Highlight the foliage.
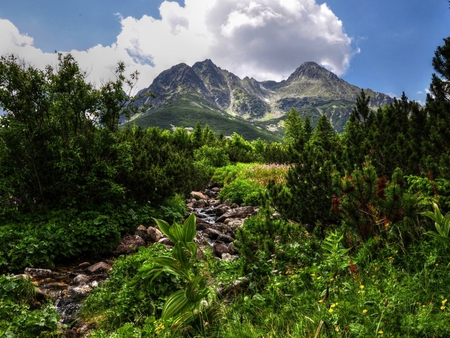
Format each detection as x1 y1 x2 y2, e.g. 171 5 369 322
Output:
81 244 176 332
140 214 212 333
422 202 450 247
0 274 61 337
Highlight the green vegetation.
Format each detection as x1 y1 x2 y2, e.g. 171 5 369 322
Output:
2 26 450 338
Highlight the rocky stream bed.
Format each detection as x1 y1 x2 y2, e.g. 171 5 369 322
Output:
16 186 257 337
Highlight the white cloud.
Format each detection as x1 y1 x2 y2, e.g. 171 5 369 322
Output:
0 0 357 92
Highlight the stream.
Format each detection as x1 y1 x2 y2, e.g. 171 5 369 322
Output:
24 187 254 336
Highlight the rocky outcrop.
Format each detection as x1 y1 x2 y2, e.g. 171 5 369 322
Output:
187 188 258 258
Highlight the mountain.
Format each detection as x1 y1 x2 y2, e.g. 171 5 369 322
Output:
124 60 394 140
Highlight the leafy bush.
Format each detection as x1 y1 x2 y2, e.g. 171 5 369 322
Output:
0 274 61 337
218 179 263 206
81 244 176 332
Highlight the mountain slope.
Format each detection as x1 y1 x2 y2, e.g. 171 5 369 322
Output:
126 60 394 138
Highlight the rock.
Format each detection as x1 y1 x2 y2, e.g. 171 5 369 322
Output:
216 206 255 223
212 187 221 193
78 262 91 268
113 234 146 255
148 227 163 243
191 191 208 200
196 219 210 230
214 242 229 257
86 262 111 274
158 237 174 246
213 205 229 217
72 274 90 285
24 268 53 279
221 253 234 261
218 233 235 243
135 225 149 242
203 228 223 239
192 199 208 208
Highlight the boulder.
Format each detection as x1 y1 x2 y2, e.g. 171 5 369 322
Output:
196 219 210 231
148 227 163 243
192 199 208 208
24 268 53 279
214 242 229 257
191 191 208 200
86 262 111 274
203 228 223 239
158 237 174 246
113 234 146 255
135 225 149 242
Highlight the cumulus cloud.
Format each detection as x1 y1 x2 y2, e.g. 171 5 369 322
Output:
0 0 357 92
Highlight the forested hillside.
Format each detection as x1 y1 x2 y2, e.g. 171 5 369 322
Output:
1 28 450 337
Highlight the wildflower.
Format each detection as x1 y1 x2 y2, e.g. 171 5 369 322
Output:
362 309 368 314
311 273 316 277
335 326 340 332
318 299 323 303
328 308 333 313
331 303 337 308
359 285 365 289
378 330 384 335
441 306 446 310
442 299 448 305
317 276 322 280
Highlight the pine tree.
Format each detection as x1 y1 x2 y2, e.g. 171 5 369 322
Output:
425 37 450 177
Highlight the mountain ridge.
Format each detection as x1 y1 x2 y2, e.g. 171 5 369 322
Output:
128 60 394 138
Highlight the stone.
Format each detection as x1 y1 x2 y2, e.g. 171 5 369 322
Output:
192 199 207 208
113 234 146 255
196 219 210 230
148 227 163 243
78 262 91 268
158 237 174 246
203 228 223 239
191 191 208 200
218 233 235 243
86 262 111 274
214 242 229 257
72 274 90 285
24 268 53 279
135 225 149 242
213 205 229 217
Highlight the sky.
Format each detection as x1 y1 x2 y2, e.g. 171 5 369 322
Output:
0 0 449 104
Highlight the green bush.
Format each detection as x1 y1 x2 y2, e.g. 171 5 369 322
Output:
82 244 176 332
0 274 61 337
218 179 263 206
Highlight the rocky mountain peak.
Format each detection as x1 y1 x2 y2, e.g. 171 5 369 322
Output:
287 61 340 83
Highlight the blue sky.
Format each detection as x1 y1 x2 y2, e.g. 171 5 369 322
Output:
0 0 449 104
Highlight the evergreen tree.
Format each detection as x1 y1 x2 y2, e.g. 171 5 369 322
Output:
425 37 450 177
269 115 341 230
343 90 373 169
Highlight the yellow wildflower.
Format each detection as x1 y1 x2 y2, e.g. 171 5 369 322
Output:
378 330 384 335
328 308 333 313
441 305 446 310
362 309 368 314
442 299 448 304
359 284 365 289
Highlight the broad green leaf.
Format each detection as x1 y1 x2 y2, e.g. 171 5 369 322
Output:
172 242 190 272
162 289 191 321
182 213 197 243
170 223 184 243
153 218 176 243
